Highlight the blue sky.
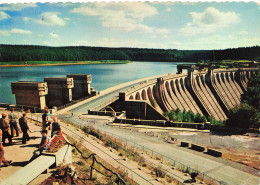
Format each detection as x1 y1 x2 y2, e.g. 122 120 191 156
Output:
0 2 259 49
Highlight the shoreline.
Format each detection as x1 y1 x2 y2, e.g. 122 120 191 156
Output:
0 61 131 68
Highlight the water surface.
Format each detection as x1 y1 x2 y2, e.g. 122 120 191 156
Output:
0 61 189 104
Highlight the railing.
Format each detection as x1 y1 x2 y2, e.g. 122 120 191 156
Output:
79 118 224 185
114 118 208 130
124 73 189 96
27 114 153 185
57 94 96 110
90 96 119 111
27 113 223 184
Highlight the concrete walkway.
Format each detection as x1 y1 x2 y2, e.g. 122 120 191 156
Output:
0 111 43 183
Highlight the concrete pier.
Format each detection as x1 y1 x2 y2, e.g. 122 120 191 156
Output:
44 77 74 108
11 81 48 109
67 74 92 100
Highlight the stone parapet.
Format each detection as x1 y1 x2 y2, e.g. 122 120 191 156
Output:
11 81 48 109
44 77 74 89
67 74 92 100
44 77 74 108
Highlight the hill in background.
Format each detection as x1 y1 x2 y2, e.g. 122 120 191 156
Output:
0 44 259 63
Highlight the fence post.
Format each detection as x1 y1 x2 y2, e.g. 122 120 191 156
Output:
90 155 95 180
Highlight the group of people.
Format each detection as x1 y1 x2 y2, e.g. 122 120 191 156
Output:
0 106 62 169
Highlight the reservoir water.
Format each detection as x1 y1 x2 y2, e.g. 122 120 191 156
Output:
0 61 188 104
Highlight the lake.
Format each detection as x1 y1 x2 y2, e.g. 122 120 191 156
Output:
0 61 189 104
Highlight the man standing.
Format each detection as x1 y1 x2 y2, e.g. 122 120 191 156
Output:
0 130 12 169
8 108 19 137
0 114 12 145
42 109 51 130
51 117 61 138
19 113 30 144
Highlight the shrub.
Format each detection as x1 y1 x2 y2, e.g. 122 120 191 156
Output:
164 109 207 123
225 103 260 129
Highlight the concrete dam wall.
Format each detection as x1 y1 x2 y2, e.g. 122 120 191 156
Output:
116 67 258 121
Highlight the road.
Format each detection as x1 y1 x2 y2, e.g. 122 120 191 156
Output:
56 75 259 185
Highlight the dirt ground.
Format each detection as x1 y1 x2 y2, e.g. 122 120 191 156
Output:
117 125 259 170
162 130 259 170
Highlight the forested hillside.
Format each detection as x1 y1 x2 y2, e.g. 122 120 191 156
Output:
0 44 259 63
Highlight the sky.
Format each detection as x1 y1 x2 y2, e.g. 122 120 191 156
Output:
0 1 259 50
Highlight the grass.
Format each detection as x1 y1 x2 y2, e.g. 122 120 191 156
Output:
83 125 146 165
0 60 132 66
65 135 138 185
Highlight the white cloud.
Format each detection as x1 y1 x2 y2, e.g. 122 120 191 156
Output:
24 12 66 26
0 3 36 11
0 11 10 21
74 38 167 49
170 34 260 50
237 37 260 47
71 2 169 35
10 28 32 35
0 28 32 36
42 41 51 45
49 32 59 38
166 7 171 12
180 7 240 35
239 31 248 35
23 17 30 22
40 12 66 26
0 30 10 36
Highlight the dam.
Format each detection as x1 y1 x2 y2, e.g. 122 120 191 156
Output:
112 66 258 121
8 65 258 122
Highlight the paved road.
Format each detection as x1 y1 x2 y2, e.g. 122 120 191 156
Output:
55 75 259 185
63 118 259 185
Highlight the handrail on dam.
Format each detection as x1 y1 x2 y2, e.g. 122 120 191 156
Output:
124 73 189 95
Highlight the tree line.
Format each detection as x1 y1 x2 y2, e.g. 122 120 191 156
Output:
0 44 259 63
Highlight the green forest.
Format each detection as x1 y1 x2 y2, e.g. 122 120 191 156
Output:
0 44 259 63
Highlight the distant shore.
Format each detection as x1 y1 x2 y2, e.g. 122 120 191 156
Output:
0 60 131 67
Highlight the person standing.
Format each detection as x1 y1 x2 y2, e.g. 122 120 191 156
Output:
19 113 30 144
8 108 19 137
0 114 12 145
42 109 51 130
0 130 12 169
51 117 61 138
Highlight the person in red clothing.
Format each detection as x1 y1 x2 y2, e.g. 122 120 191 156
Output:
0 129 12 169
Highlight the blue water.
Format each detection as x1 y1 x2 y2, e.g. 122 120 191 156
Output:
0 61 188 104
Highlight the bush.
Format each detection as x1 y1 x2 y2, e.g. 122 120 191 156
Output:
225 103 260 129
164 109 207 123
241 73 260 110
